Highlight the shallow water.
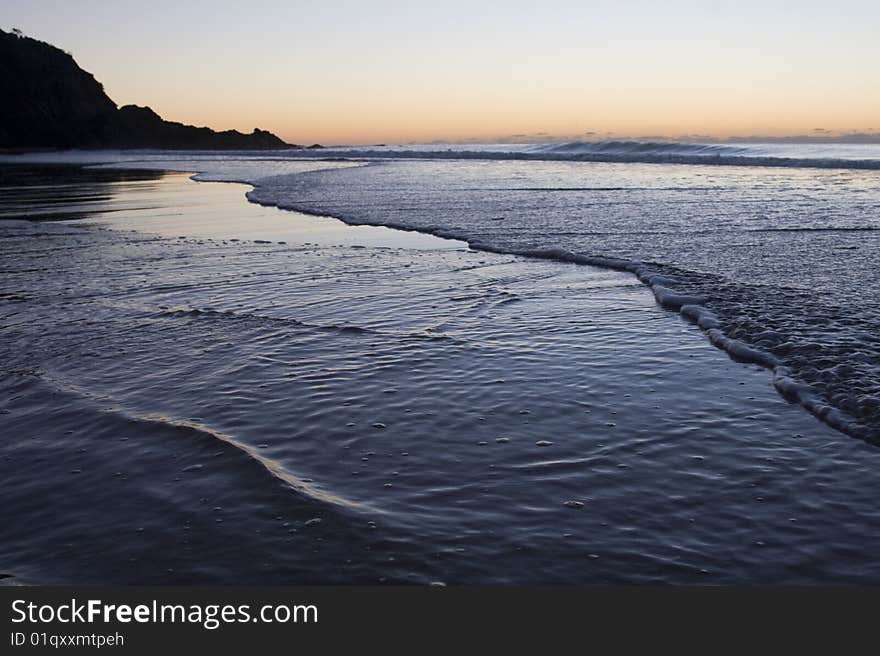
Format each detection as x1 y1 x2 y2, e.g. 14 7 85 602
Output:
8 149 874 440
247 160 880 442
3 168 880 584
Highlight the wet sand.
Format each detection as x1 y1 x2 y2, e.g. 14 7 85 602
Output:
2 168 879 584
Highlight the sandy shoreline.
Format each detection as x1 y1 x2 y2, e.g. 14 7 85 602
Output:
2 167 879 584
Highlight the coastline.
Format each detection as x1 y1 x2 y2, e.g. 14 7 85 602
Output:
3 166 879 584
5 149 875 444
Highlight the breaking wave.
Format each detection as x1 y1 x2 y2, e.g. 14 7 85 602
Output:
296 140 880 171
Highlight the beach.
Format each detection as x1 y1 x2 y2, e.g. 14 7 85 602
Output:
2 164 879 584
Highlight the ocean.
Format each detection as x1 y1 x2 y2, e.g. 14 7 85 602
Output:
1 141 879 583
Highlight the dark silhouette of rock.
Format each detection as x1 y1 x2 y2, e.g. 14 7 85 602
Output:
0 29 295 150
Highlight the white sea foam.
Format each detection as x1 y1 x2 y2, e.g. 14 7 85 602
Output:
240 158 880 442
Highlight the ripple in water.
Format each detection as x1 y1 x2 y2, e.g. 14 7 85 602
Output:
246 160 880 442
2 165 880 585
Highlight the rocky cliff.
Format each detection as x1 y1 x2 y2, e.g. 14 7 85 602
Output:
0 29 293 150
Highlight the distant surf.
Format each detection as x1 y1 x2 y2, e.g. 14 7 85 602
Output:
5 139 880 172
289 140 880 171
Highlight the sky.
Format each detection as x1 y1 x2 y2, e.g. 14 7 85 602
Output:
4 0 880 145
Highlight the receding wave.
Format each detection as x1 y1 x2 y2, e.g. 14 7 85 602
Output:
244 161 880 445
30 372 368 514
129 413 369 512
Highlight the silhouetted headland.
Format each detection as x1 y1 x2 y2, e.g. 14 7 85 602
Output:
0 28 297 151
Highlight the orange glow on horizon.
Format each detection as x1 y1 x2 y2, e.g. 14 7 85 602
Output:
6 1 880 146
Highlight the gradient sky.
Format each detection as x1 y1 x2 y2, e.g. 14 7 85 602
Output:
5 1 880 144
